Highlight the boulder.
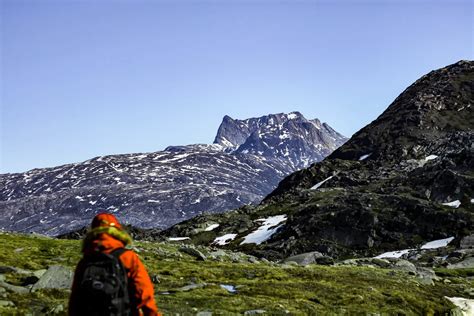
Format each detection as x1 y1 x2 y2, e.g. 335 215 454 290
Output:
33 269 47 279
390 259 417 274
244 310 266 315
209 250 227 260
370 258 392 268
447 257 474 269
445 297 474 316
460 235 474 249
49 304 65 314
179 247 207 261
229 253 245 263
175 283 207 292
337 258 391 269
282 252 327 266
415 267 438 286
0 300 15 307
0 281 29 294
31 265 73 291
0 287 6 298
0 266 16 274
0 266 31 275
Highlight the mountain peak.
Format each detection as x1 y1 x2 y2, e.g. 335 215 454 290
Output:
328 60 474 162
213 112 347 170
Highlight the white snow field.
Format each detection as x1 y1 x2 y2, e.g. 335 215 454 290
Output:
240 215 287 245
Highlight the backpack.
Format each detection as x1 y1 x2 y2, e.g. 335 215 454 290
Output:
77 248 131 316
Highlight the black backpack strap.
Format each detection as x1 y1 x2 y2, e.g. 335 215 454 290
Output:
110 247 128 259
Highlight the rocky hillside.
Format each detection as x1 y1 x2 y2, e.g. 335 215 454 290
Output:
0 232 473 315
161 60 474 261
0 113 346 235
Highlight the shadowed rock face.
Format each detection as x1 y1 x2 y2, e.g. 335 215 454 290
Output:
160 60 474 260
0 112 346 236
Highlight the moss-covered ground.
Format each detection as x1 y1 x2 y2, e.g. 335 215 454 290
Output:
0 232 472 315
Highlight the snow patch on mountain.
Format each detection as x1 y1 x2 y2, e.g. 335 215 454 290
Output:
311 175 335 190
240 215 287 245
421 237 454 249
442 200 461 208
213 234 238 246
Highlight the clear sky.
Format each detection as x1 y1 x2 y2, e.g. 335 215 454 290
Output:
1 0 472 173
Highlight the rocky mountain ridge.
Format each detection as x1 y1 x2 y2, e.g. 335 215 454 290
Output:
0 112 346 235
160 60 474 261
214 112 346 169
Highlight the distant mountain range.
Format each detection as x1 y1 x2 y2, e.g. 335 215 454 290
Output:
161 60 474 260
0 112 347 235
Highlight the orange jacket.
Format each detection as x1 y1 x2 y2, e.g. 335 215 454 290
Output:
69 232 160 316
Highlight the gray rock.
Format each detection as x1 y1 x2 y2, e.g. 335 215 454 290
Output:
210 250 227 257
315 256 335 265
33 269 47 279
0 266 31 275
460 235 474 249
463 288 474 296
31 265 73 291
337 258 391 269
50 304 64 314
179 247 207 261
0 300 15 307
175 283 207 292
416 267 438 286
150 274 160 284
0 281 29 294
196 312 213 316
339 259 359 266
445 297 474 316
0 287 6 298
0 267 16 274
370 258 392 268
229 253 246 263
282 251 325 266
209 250 227 261
391 259 417 274
244 310 266 315
448 257 474 269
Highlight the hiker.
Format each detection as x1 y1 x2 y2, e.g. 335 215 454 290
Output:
69 213 160 316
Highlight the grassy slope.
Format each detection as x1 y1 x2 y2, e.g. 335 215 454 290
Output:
0 232 472 315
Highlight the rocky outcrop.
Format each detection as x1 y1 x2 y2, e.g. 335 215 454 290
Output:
31 265 73 291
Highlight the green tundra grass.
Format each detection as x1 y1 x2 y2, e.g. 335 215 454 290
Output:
0 232 472 315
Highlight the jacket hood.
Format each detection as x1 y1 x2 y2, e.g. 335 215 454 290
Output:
82 226 133 253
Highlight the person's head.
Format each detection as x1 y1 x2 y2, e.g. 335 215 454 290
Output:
91 213 123 230
83 213 132 251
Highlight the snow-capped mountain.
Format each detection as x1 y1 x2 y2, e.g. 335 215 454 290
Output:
214 112 347 169
0 112 346 235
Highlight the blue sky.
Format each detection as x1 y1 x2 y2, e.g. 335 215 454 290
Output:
1 0 472 173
